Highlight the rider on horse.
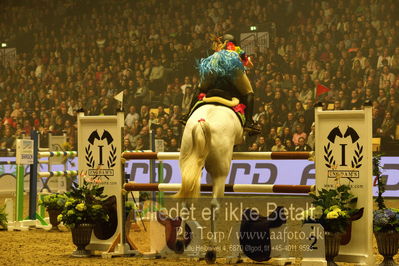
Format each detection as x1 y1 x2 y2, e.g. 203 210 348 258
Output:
180 34 261 134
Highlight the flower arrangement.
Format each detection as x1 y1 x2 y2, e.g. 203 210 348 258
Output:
373 153 399 232
39 193 66 211
373 208 399 232
58 179 109 228
0 205 7 230
301 185 360 233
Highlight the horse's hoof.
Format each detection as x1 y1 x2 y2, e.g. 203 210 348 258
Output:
174 239 185 254
205 249 217 264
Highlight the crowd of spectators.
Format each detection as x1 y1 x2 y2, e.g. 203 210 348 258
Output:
1 0 399 153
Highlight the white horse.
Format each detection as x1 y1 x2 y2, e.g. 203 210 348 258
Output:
173 103 244 263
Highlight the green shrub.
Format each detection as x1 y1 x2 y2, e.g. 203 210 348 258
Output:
0 205 8 230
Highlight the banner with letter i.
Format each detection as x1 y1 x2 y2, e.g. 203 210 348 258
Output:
315 104 373 265
77 111 132 255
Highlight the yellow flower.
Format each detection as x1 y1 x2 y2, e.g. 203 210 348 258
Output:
326 211 339 219
75 203 86 211
331 206 341 212
67 210 75 216
92 205 102 210
313 206 324 219
307 208 316 219
65 201 72 207
57 214 63 222
329 205 340 211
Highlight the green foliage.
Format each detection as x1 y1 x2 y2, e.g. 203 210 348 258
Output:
0 205 7 230
125 201 136 212
0 165 5 175
38 193 67 211
58 180 109 228
373 153 386 210
302 185 360 233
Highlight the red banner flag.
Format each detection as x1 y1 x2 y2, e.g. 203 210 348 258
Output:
316 83 330 97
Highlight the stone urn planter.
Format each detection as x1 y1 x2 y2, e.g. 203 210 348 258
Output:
325 231 342 266
71 223 94 257
340 208 364 245
375 231 399 266
47 209 62 231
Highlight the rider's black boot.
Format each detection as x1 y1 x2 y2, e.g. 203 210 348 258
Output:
243 93 261 135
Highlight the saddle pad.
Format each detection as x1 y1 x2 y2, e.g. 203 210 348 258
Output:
188 95 246 126
202 96 239 107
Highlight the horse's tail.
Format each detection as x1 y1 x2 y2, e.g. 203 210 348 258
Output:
174 119 210 199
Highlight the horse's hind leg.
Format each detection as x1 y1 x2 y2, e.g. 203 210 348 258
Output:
175 201 188 254
205 157 231 264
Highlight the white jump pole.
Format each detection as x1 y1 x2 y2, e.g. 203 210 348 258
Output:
124 182 315 194
37 170 78 178
37 151 78 158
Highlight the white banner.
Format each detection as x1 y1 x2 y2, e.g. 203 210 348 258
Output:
16 139 33 165
315 106 373 264
78 112 124 252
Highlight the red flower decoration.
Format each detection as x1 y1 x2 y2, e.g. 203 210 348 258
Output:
233 103 247 114
226 42 236 51
198 93 206 100
373 176 378 187
241 54 249 66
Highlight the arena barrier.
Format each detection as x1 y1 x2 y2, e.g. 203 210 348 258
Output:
77 105 373 264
